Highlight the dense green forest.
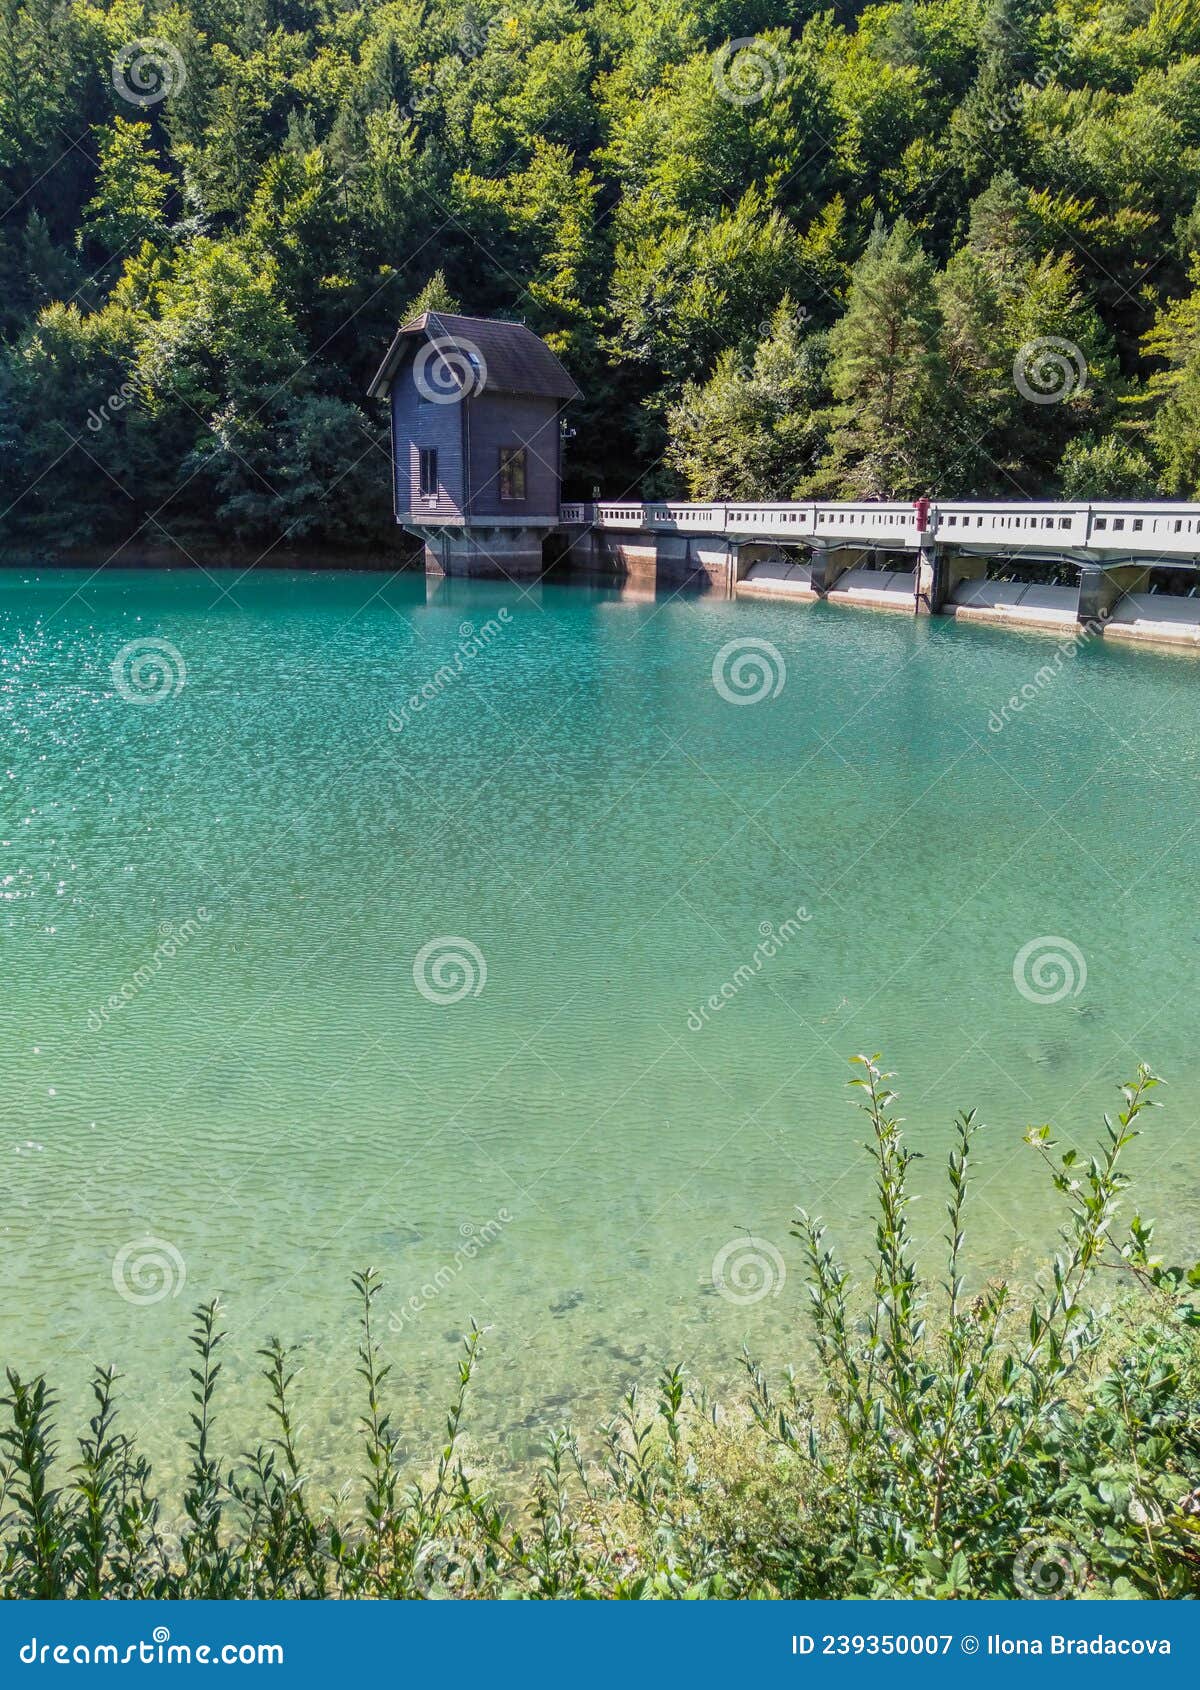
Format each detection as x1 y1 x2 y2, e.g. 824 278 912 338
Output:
2 0 1200 554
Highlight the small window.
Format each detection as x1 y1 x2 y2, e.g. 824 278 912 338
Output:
1113 518 1125 531
1132 518 1143 532
1094 517 1107 531
418 448 438 497
499 446 527 500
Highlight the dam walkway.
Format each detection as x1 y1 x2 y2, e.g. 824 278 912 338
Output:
557 498 1200 648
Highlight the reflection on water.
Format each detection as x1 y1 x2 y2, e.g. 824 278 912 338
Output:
2 566 1199 1484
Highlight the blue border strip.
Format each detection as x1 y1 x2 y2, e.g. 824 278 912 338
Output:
1 1600 1194 1686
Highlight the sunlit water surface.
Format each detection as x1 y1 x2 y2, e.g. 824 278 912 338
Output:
3 567 1199 1486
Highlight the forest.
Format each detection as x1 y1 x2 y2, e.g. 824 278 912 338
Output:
2 0 1200 554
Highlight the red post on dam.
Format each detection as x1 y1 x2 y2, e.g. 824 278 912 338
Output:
913 498 936 613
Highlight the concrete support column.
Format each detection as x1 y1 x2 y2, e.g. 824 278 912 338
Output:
560 526 607 573
914 549 987 614
1076 564 1151 626
810 546 860 595
648 534 736 594
940 552 986 603
413 526 550 579
913 544 939 615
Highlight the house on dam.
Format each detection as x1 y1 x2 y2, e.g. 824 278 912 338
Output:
369 312 1200 650
367 311 580 578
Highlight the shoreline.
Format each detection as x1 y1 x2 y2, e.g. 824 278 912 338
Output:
0 542 420 573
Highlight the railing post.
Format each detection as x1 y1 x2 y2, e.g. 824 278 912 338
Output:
913 499 939 614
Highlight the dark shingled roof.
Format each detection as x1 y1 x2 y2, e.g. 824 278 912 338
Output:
366 312 580 402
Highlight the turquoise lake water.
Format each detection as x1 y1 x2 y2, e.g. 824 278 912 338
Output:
3 566 1200 1481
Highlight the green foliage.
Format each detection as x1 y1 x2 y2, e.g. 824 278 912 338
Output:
826 217 946 496
1143 258 1200 495
3 0 1200 544
747 1059 1200 1597
82 119 173 256
1059 432 1157 498
2 1062 1198 1599
666 302 830 497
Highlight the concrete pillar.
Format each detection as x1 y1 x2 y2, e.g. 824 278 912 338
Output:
810 546 861 595
912 545 987 615
913 544 938 615
414 526 550 579
641 533 735 593
941 553 986 601
1076 564 1151 626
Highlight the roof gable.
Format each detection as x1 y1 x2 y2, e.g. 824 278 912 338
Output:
367 312 580 403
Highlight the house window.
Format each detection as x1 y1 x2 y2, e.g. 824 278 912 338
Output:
499 446 527 500
418 448 438 497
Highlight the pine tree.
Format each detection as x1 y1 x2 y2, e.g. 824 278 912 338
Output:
826 219 946 498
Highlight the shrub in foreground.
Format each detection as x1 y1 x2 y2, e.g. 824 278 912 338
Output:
2 1062 1199 1598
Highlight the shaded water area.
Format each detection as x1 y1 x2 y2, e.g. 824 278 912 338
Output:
3 565 1200 1485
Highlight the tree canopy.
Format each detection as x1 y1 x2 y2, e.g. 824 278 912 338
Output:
2 0 1200 550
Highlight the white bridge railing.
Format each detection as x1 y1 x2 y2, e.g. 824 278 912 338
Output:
557 500 1200 562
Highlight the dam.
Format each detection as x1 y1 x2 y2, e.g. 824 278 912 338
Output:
557 498 1200 650
371 312 1200 651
